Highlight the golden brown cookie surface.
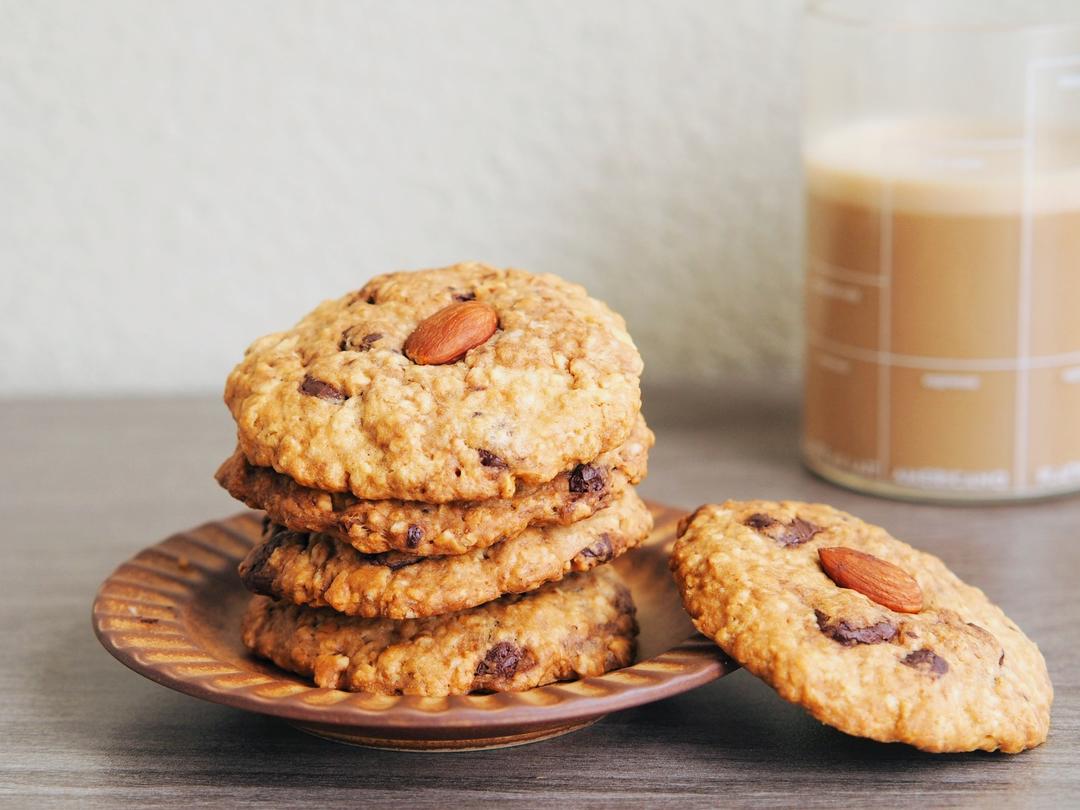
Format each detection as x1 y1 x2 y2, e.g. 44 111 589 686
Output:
241 566 637 696
671 500 1052 753
224 263 643 503
217 416 652 556
238 488 652 619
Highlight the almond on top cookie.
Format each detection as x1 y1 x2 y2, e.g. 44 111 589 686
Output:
224 263 643 503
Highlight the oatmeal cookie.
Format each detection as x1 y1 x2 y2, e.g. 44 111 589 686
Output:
671 500 1052 753
217 416 652 556
224 263 643 502
238 488 652 619
241 566 637 695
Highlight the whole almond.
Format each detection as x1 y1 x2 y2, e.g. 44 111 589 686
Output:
818 546 924 614
404 301 498 365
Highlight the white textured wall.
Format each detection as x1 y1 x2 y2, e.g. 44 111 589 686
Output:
2 0 802 396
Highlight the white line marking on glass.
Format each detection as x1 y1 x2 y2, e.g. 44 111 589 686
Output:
921 373 981 391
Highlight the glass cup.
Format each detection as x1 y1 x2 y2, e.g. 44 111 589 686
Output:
801 0 1080 502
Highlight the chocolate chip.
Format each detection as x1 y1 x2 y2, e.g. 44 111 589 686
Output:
453 291 476 302
475 641 534 680
239 528 303 595
298 375 347 403
569 464 605 494
406 524 424 548
577 533 614 564
745 513 822 547
744 513 776 531
478 449 507 468
778 517 822 546
365 551 422 571
901 648 949 676
340 330 383 352
815 610 898 646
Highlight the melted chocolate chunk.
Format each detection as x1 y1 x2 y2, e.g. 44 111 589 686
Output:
298 375 347 403
577 533 614 564
744 513 776 531
240 528 304 595
475 641 534 680
453 291 476 302
568 464 605 494
744 513 822 547
901 648 950 676
478 449 507 468
405 524 424 549
815 610 898 646
777 517 823 546
365 551 422 571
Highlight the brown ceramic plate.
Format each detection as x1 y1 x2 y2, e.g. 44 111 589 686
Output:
92 502 734 751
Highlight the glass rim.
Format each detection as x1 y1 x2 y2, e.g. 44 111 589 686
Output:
805 0 1080 35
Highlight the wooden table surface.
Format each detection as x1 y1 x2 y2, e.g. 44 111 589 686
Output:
2 390 1077 808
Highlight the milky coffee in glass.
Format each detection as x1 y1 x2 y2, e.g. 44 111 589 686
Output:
803 121 1080 500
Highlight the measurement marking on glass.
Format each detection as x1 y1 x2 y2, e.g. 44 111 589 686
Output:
808 258 886 287
1016 60 1036 489
810 277 862 304
878 179 893 477
921 373 981 391
807 333 1080 372
816 352 852 375
1012 54 1080 488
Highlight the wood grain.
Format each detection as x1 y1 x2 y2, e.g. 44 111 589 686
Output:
1 387 1077 807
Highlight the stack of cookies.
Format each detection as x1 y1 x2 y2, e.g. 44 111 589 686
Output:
216 263 653 696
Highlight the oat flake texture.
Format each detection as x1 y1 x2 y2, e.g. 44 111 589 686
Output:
216 415 653 557
671 500 1053 753
224 263 643 503
238 487 652 620
241 566 637 696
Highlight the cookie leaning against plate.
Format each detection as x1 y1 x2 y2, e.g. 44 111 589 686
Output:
217 415 653 557
241 566 637 696
224 263 643 503
239 487 653 619
671 501 1052 753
